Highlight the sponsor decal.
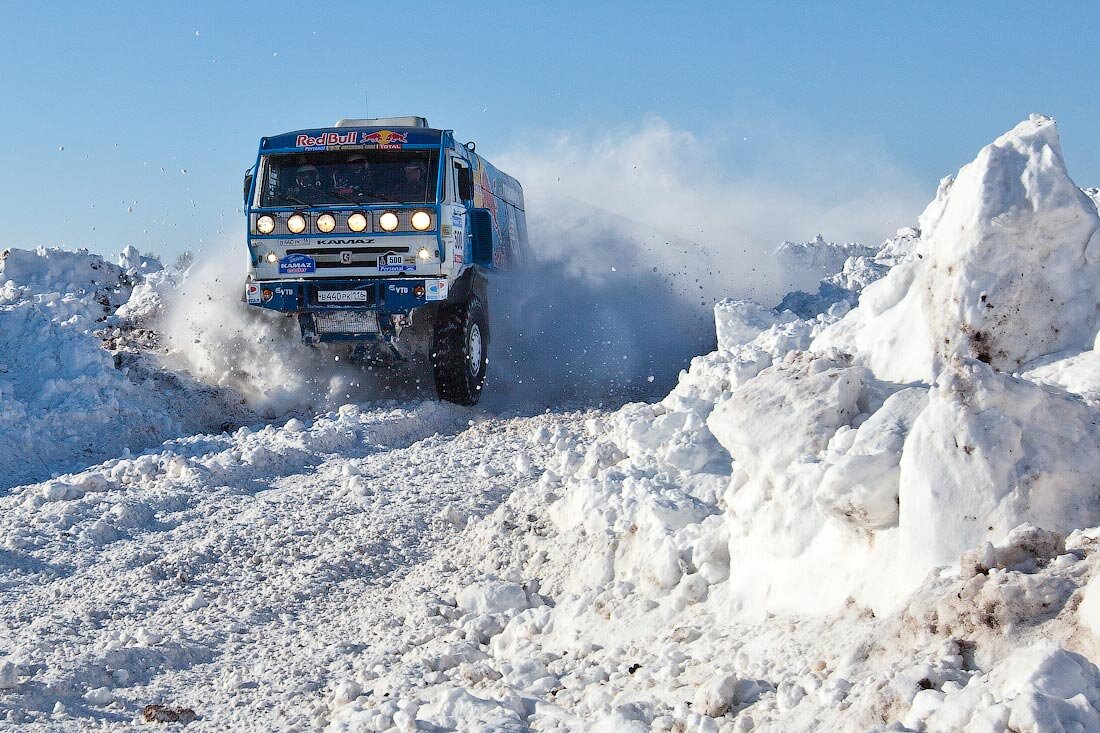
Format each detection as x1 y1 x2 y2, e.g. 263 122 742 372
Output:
441 224 452 237
278 253 316 275
245 283 261 304
295 131 359 148
451 213 463 226
387 284 409 294
377 252 415 273
261 288 274 302
454 253 464 264
425 279 448 302
360 130 408 149
340 251 353 265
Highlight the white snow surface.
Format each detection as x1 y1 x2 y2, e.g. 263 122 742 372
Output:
3 116 1100 732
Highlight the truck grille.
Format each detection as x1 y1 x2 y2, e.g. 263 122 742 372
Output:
314 311 379 334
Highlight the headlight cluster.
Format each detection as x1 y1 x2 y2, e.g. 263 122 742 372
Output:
254 210 435 234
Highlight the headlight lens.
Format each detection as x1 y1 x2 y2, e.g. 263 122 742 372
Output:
266 251 278 263
256 215 276 235
347 213 368 232
287 213 307 234
417 247 432 260
379 212 399 232
411 211 432 231
316 213 336 233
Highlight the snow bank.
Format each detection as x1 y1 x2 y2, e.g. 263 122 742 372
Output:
315 115 1100 731
0 246 253 490
774 234 879 290
815 114 1100 382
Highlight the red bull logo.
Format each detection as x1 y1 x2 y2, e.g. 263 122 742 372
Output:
295 131 359 148
360 130 408 149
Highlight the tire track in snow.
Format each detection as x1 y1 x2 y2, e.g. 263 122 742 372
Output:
0 401 593 730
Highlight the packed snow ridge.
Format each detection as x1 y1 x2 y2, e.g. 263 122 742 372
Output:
4 114 1100 732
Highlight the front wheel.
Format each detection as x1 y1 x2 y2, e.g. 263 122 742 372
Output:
431 296 488 405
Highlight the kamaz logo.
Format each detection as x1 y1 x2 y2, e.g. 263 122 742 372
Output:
317 238 374 245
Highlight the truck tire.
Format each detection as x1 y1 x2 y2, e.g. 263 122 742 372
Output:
431 296 488 405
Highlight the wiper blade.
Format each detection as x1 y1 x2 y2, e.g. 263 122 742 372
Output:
326 190 359 205
272 193 310 207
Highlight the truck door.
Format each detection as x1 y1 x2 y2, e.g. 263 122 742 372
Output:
444 156 472 268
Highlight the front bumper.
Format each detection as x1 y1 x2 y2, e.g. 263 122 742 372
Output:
244 277 449 343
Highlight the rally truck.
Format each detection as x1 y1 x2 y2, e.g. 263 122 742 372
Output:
241 116 528 405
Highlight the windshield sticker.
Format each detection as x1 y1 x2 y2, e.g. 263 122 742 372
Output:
377 253 415 273
279 254 316 274
360 130 408 149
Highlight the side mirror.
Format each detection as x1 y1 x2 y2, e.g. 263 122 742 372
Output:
243 171 254 205
457 167 473 201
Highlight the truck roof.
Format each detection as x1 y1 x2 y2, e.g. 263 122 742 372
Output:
261 125 446 153
335 116 429 128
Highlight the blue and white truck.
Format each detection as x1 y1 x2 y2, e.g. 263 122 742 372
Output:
242 116 528 405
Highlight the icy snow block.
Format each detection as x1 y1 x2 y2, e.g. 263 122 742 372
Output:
814 386 928 531
899 358 1100 576
456 580 528 616
708 351 866 476
713 299 796 353
815 115 1100 382
921 643 1100 733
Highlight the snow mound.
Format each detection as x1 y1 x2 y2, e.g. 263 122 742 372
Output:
816 114 1100 382
774 234 880 290
0 247 253 490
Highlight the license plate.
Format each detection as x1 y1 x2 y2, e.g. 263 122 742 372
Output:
317 290 369 303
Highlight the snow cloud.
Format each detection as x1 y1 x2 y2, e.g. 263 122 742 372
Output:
486 117 926 403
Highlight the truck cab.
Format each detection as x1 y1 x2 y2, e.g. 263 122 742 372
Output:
242 116 528 405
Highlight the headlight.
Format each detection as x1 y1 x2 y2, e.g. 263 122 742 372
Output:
256 215 275 235
411 211 432 231
378 212 399 232
347 213 368 232
417 247 432 260
316 213 336 233
266 251 278 263
287 213 307 234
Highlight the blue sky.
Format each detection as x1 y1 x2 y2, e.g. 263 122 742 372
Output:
2 1 1100 261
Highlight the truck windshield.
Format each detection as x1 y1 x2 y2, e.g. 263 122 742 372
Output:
258 150 439 207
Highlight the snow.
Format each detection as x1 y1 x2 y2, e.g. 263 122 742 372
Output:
814 114 1100 382
3 114 1100 731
